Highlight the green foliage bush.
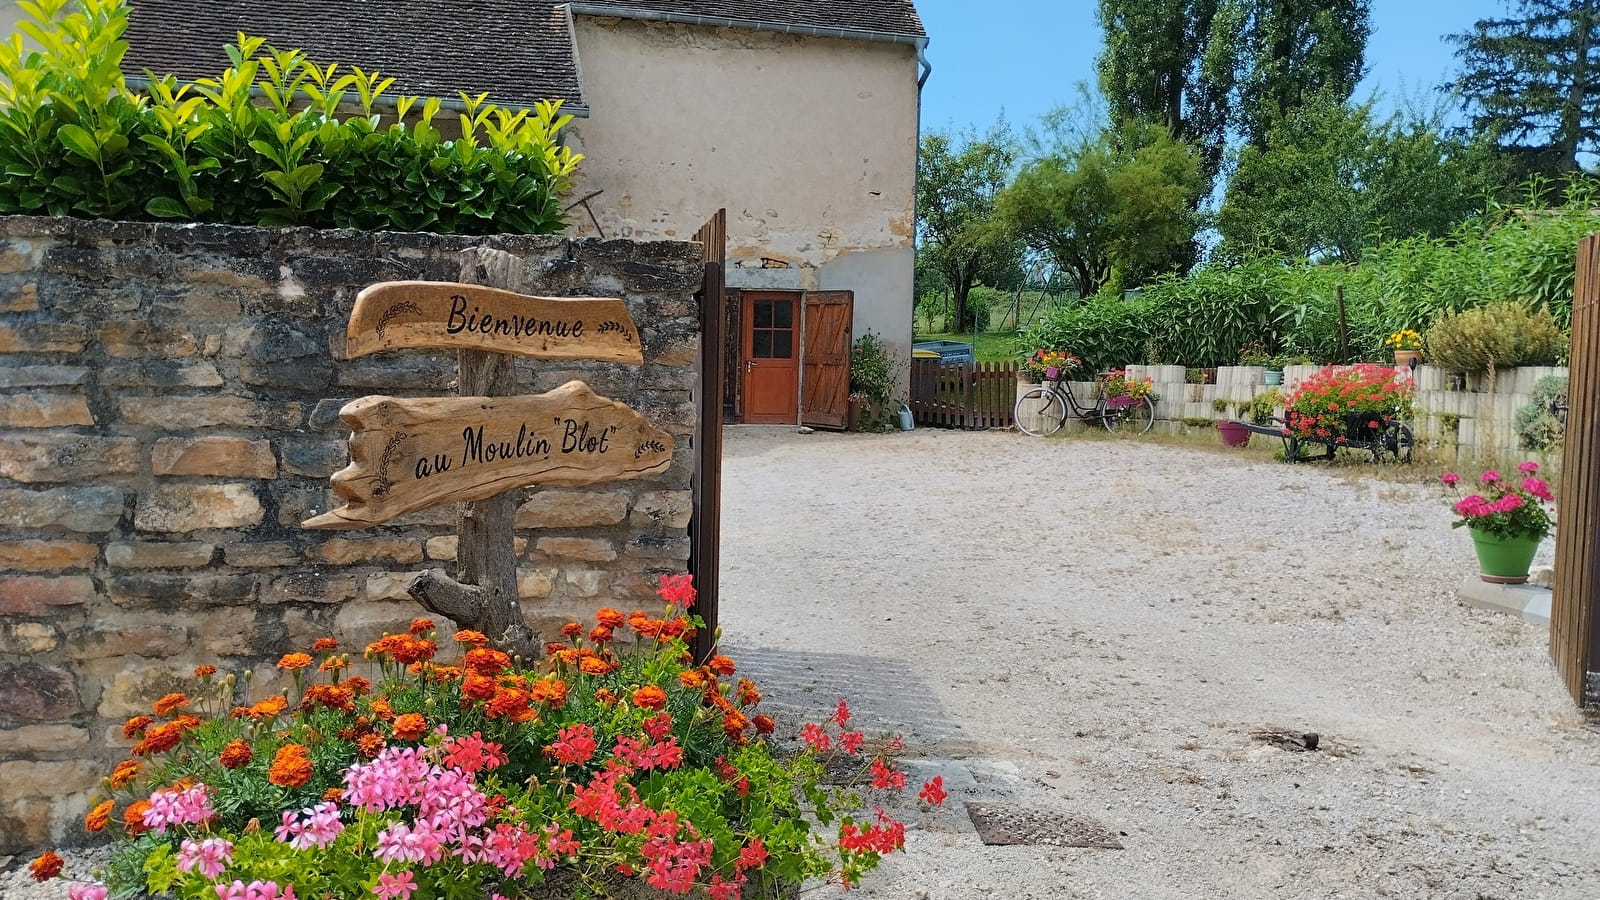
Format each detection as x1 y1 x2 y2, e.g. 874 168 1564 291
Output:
0 0 580 233
1022 177 1592 368
849 330 901 431
1516 376 1568 452
1424 302 1566 375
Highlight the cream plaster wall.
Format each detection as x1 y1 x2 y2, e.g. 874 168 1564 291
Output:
564 17 918 356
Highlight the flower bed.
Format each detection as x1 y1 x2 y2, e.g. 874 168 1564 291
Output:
31 577 945 900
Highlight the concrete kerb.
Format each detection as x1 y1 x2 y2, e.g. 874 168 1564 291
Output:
1456 576 1553 626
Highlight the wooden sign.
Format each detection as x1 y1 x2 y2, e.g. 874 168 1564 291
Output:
345 281 643 363
302 381 673 530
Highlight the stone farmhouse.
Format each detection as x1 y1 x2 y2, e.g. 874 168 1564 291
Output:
103 0 929 426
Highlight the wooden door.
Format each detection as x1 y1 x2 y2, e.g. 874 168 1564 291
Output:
801 291 853 428
1553 233 1600 708
740 292 800 424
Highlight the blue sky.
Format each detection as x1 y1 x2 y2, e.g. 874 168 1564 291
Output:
916 0 1510 135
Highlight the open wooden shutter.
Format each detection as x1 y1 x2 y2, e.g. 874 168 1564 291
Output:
801 291 853 428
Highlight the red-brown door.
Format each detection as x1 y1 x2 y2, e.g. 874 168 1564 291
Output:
802 291 854 428
740 292 800 424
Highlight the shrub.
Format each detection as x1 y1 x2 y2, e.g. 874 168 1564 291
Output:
1020 293 1158 373
0 0 580 233
1424 302 1567 375
1516 375 1569 452
1284 365 1413 444
34 577 947 900
850 330 902 431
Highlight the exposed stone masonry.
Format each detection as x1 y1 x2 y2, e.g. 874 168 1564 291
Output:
0 216 702 852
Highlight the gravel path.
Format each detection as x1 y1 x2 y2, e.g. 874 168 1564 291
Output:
717 427 1600 900
8 427 1596 899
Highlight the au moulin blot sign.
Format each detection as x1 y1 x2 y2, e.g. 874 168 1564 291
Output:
303 280 674 530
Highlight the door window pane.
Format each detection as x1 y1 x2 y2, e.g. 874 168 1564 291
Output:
773 330 792 359
773 300 793 329
754 301 773 329
753 331 773 358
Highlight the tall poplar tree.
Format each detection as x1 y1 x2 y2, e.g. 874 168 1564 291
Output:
1446 0 1600 172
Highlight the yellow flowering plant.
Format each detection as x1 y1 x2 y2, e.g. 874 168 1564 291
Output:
1384 330 1423 351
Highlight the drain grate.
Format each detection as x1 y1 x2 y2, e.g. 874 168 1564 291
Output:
964 802 1124 849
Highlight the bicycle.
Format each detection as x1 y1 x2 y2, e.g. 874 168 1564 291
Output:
1013 374 1155 436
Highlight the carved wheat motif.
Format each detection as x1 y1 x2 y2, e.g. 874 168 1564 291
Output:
374 431 409 497
597 320 634 343
635 439 667 460
375 302 424 337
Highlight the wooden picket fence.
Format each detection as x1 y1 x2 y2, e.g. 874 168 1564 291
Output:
910 359 1018 429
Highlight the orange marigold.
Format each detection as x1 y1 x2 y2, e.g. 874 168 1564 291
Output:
753 714 776 735
277 653 313 671
302 684 355 713
560 622 584 639
370 697 396 722
595 688 619 706
485 689 535 722
28 851 63 882
121 715 153 740
84 799 114 833
545 642 570 656
595 608 625 628
409 617 435 635
589 625 614 644
109 759 141 789
708 655 736 677
632 685 668 710
356 733 385 758
323 787 344 803
464 648 511 677
737 679 762 706
392 713 429 741
723 710 750 738
267 744 313 788
123 800 151 835
246 696 289 720
220 739 253 770
453 629 489 647
193 664 218 678
132 722 182 757
678 670 708 690
462 674 499 700
342 675 372 695
318 657 349 673
531 677 569 708
171 714 201 732
578 655 613 676
312 637 340 652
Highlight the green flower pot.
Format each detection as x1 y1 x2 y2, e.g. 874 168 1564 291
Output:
1468 527 1541 584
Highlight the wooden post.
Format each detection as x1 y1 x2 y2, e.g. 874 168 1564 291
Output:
1336 283 1350 365
408 248 537 658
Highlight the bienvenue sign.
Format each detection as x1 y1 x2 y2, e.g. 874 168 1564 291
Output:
302 381 674 530
345 281 643 363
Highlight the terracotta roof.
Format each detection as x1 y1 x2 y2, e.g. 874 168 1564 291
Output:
121 1 925 111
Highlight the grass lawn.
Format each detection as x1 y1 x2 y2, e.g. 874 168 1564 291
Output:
912 331 1022 363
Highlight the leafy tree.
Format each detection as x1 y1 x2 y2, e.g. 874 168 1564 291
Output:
916 122 1023 332
998 123 1203 298
1218 96 1506 262
1232 0 1372 150
1097 0 1236 188
1446 0 1600 172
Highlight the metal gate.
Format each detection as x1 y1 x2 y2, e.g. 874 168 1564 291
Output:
1552 233 1600 709
689 210 726 662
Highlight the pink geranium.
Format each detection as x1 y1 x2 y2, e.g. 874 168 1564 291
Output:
1442 462 1555 540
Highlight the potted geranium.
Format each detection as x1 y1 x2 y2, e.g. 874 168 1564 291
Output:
1442 462 1555 583
29 576 947 900
1100 369 1154 408
1021 349 1079 384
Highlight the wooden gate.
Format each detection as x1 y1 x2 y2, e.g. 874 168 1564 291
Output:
1552 234 1600 709
910 359 1018 429
690 209 725 662
801 291 853 428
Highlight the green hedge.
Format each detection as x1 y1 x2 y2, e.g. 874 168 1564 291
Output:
1022 178 1588 368
0 0 580 234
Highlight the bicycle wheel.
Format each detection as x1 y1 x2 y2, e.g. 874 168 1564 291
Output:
1100 395 1155 435
1014 388 1067 436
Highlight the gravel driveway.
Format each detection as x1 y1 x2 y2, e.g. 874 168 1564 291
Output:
718 427 1600 900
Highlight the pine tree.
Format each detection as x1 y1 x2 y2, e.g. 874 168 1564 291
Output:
1447 0 1600 172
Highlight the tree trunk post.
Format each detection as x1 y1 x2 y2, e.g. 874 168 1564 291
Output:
407 248 539 658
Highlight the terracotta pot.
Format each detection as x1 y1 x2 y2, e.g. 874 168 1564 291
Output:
1394 349 1422 369
846 397 864 431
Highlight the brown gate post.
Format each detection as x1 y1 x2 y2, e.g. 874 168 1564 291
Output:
690 211 727 662
1552 233 1600 709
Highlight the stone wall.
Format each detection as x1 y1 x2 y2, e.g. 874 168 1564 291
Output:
0 216 702 852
